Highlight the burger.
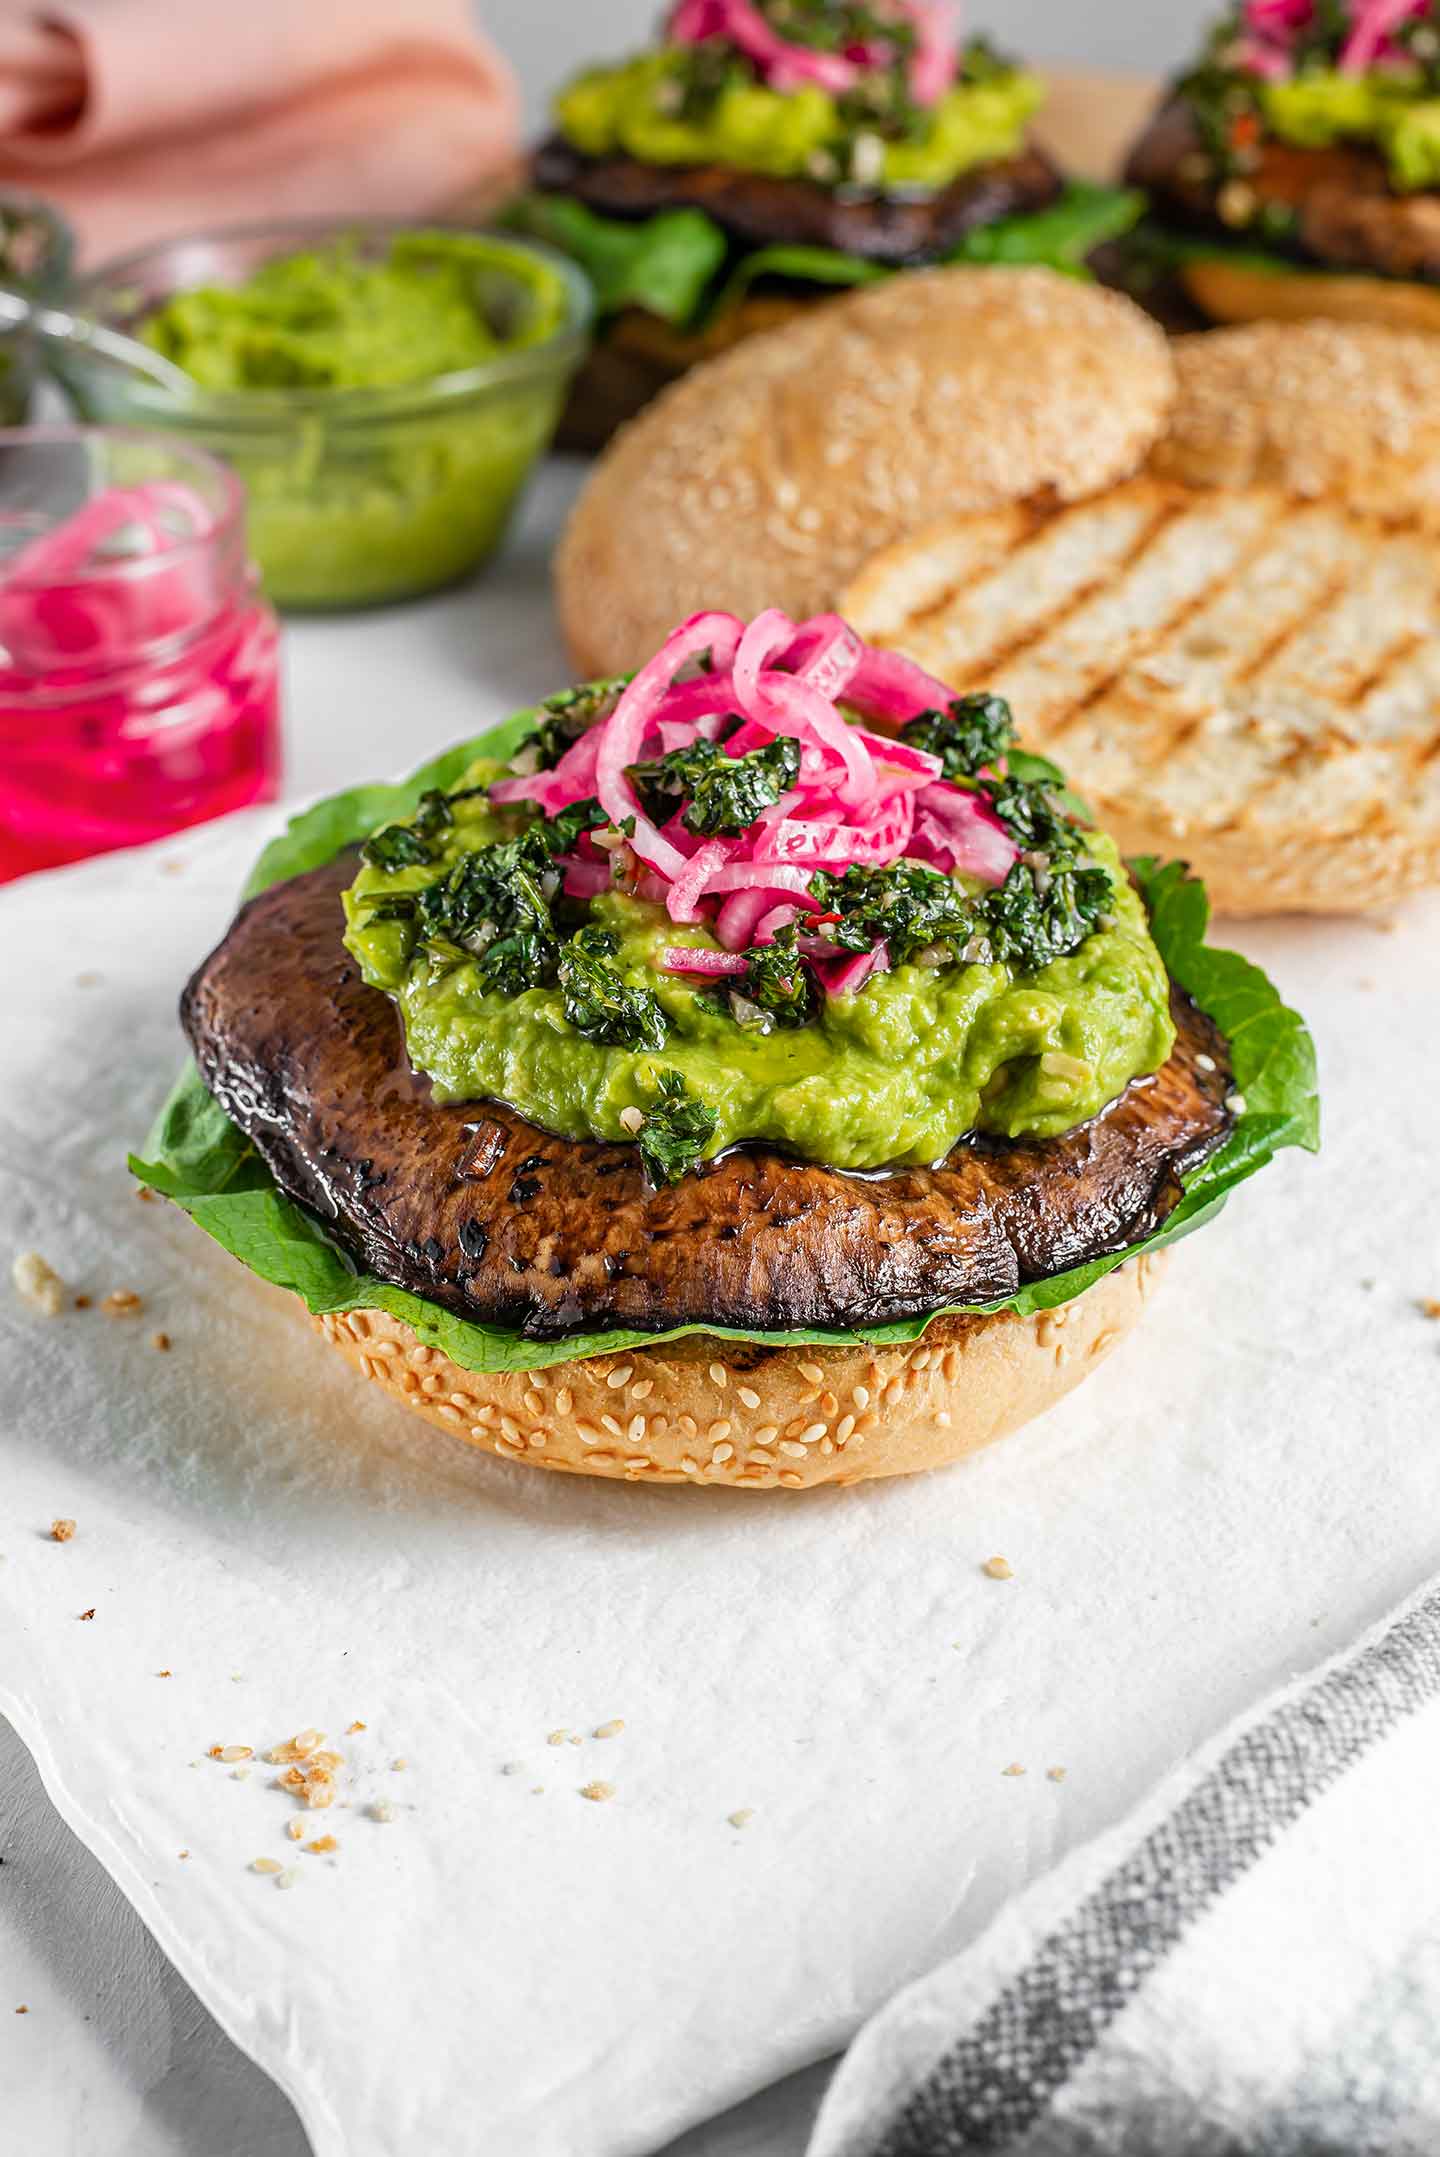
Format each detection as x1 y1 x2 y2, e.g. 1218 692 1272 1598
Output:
135 610 1316 1490
507 1 1144 446
1123 0 1440 332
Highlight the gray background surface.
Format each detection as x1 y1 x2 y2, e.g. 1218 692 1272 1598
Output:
481 0 1213 122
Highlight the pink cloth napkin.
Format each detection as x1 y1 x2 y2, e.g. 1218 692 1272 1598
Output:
0 0 520 263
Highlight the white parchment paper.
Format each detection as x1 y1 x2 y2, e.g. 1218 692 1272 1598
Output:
2 512 1437 2152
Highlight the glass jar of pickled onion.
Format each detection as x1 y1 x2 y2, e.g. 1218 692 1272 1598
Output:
0 428 280 882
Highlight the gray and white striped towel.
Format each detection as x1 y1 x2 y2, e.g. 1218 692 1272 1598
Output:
809 1577 1440 2157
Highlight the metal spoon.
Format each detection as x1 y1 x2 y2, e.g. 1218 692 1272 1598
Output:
0 287 194 400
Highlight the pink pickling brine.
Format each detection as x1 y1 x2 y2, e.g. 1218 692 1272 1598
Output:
0 440 281 884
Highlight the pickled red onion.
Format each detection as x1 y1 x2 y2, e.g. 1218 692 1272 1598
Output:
661 946 749 975
596 610 744 880
668 0 960 105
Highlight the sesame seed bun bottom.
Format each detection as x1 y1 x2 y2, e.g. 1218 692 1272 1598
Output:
309 1252 1169 1489
1180 259 1440 339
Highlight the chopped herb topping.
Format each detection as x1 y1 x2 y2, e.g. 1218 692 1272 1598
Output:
515 679 627 773
636 1068 718 1185
557 925 667 1051
899 694 1015 782
810 861 976 968
361 788 457 872
732 925 816 1031
628 733 800 837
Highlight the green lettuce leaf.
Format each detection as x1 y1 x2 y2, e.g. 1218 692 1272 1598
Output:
504 195 727 326
510 183 1147 334
130 722 1319 1375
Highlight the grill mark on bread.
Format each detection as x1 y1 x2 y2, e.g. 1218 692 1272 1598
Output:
846 475 1440 910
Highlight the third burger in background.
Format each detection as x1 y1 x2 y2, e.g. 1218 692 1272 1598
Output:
1123 0 1440 332
509 1 1143 446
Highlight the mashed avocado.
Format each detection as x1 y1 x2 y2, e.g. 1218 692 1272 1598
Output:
342 771 1175 1173
135 234 577 609
1259 68 1440 189
555 50 1044 190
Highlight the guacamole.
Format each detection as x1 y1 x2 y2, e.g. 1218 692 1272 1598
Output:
342 769 1175 1174
134 233 579 609
1255 70 1440 191
555 50 1044 190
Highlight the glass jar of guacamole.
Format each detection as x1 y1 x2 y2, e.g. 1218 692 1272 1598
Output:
60 220 592 611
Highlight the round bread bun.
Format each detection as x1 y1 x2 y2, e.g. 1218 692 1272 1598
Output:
310 1254 1167 1491
1179 257 1440 341
842 462 1440 917
556 266 1174 679
1152 319 1440 522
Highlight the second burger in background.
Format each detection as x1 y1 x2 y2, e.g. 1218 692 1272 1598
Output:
510 1 1143 445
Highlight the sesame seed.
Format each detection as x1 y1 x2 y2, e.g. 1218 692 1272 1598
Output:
799 1362 824 1385
600 1414 622 1438
218 1745 253 1763
778 1440 809 1459
708 1419 732 1443
709 1363 728 1388
778 1471 805 1487
678 1415 698 1438
1195 1052 1217 1073
606 1365 633 1389
575 1423 601 1446
523 1389 544 1419
594 1719 625 1739
727 1808 755 1828
623 1455 649 1470
579 1780 615 1802
630 1377 654 1401
679 1456 700 1474
737 1385 761 1410
1002 1763 1026 1778
819 1391 839 1416
1047 1767 1067 1783
619 1107 645 1135
754 1424 779 1445
799 1422 826 1446
556 1386 574 1416
275 1868 299 1891
835 1414 855 1443
852 1386 871 1410
982 1556 1013 1581
710 1442 734 1465
251 1857 282 1874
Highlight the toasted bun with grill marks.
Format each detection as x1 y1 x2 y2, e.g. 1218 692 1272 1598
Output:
1153 322 1440 519
1178 259 1440 343
310 1256 1165 1490
556 267 1174 679
844 470 1440 916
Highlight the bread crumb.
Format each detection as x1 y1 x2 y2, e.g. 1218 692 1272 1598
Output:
73 1294 91 1310
1047 1766 1068 1782
727 1808 755 1828
499 1761 525 1776
13 1251 65 1317
251 1857 282 1875
1002 1762 1026 1777
286 1819 305 1842
579 1780 615 1803
275 1868 298 1891
14 2005 28 2013
305 1835 338 1855
156 1670 171 1678
1420 1299 1440 1320
77 1608 95 1622
150 1331 171 1352
101 1289 143 1318
546 1728 570 1747
135 1184 156 1201
217 1745 252 1765
593 1719 625 1740
267 1729 324 1764
49 1519 76 1544
390 1758 407 1772
981 1555 1013 1580
369 1797 396 1823
345 1720 366 1734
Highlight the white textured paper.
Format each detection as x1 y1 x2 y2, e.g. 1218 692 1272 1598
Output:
2 485 1438 2152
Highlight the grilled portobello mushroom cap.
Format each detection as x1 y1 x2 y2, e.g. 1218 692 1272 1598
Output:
181 850 1234 1344
1127 96 1440 284
532 133 1064 267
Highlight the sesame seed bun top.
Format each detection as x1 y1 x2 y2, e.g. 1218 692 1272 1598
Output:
556 267 1175 678
1152 320 1440 522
